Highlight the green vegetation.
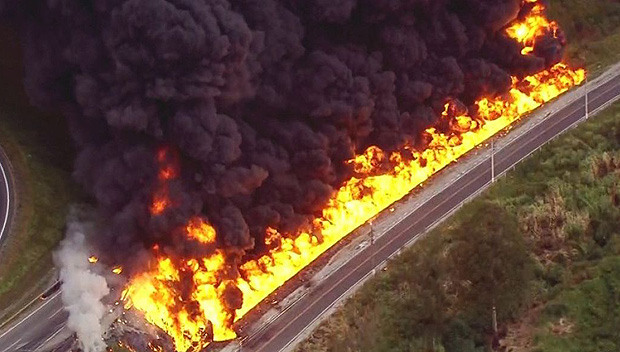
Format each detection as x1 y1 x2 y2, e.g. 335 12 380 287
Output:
0 26 77 320
549 0 620 74
534 257 620 352
296 5 620 351
0 110 75 319
296 102 620 351
0 0 615 337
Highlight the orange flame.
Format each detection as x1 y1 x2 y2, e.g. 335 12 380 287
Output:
88 256 99 264
505 0 559 55
123 4 586 350
150 148 179 215
186 218 217 244
112 266 123 275
122 251 237 351
149 342 165 352
124 62 585 351
150 195 170 216
118 341 138 352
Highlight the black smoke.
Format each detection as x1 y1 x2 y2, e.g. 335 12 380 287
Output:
1 0 564 266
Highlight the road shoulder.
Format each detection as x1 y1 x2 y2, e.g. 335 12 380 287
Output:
219 63 620 352
0 144 15 252
0 110 72 326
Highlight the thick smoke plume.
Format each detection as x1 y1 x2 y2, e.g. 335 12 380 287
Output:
3 0 565 265
54 216 110 352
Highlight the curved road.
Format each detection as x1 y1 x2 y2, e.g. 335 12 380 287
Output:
0 146 13 246
0 70 618 352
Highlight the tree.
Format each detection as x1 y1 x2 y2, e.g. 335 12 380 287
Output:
446 200 534 338
374 238 451 352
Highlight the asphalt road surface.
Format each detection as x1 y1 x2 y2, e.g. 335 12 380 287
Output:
0 141 69 351
0 147 13 246
241 74 620 352
0 74 618 352
0 291 67 352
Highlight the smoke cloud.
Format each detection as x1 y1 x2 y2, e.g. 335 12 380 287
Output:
54 216 110 352
2 0 565 264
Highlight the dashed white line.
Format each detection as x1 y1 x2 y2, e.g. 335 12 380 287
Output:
0 291 62 340
0 337 21 352
250 76 620 352
34 324 65 351
48 306 65 320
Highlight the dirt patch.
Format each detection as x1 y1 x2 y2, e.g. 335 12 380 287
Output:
500 304 543 352
549 317 574 336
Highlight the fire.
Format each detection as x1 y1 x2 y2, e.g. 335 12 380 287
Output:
124 61 585 351
150 148 178 215
159 166 176 181
505 0 559 55
187 218 217 244
123 2 586 350
122 253 237 351
150 196 170 216
234 62 584 321
118 341 138 352
149 342 165 352
112 266 123 275
88 256 99 264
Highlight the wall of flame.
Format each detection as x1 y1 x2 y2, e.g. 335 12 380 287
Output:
121 2 586 351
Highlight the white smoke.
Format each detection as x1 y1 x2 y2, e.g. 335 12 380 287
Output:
54 219 110 352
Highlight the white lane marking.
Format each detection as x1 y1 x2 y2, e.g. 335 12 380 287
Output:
254 81 620 352
0 337 21 352
0 291 62 340
255 163 494 352
258 79 620 345
275 102 604 352
48 306 65 319
0 156 10 242
323 76 620 265
34 324 65 352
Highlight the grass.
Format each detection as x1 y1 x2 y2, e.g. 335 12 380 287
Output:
0 25 78 321
0 0 616 338
296 95 620 352
549 0 620 75
296 5 620 351
534 256 620 352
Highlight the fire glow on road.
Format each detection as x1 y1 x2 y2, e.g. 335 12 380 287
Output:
121 2 586 351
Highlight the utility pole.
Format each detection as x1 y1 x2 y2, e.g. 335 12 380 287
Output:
369 223 376 275
492 305 498 334
369 222 375 245
585 73 589 120
491 140 495 183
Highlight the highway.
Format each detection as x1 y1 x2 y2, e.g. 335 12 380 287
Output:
0 72 618 352
240 73 620 352
0 147 69 352
0 292 67 352
0 135 69 351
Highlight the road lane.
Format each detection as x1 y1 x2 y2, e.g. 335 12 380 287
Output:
0 292 67 352
0 146 13 245
243 74 620 352
0 73 618 352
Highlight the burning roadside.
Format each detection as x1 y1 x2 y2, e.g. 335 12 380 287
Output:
1 0 586 351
